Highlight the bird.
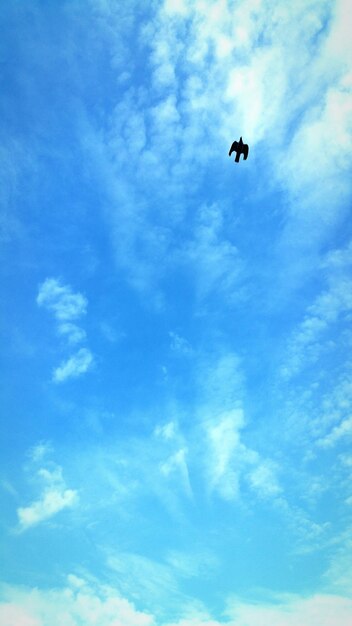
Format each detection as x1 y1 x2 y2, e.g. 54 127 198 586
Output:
229 137 249 163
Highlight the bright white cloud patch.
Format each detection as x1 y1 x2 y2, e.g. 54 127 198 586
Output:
1 584 352 626
0 579 154 626
17 488 77 529
17 455 78 530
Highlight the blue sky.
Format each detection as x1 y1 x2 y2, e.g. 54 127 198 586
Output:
1 0 352 624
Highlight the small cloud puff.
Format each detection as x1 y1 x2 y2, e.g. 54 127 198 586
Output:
52 347 94 383
155 421 178 440
57 322 87 345
37 278 87 321
169 332 193 356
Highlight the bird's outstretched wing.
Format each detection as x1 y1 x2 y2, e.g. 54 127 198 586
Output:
229 141 237 156
243 143 249 160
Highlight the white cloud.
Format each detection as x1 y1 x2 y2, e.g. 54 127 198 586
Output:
57 322 87 344
0 579 154 626
2 584 352 626
37 278 94 380
205 409 245 500
37 278 87 321
107 551 181 609
17 488 77 529
0 603 39 626
204 408 281 502
179 204 244 303
17 455 78 531
324 527 352 593
165 550 217 580
52 347 94 383
281 239 352 379
27 441 52 463
196 352 244 413
0 479 18 498
160 448 193 498
225 593 352 626
248 462 282 498
155 422 178 441
318 415 352 448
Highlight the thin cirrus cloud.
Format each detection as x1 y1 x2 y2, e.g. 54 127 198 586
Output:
37 278 93 382
281 238 352 380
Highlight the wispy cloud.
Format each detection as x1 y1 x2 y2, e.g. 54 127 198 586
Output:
281 239 352 379
160 447 193 498
57 322 87 345
2 1 351 622
324 525 352 594
37 278 87 321
37 278 93 382
203 408 281 501
27 441 53 463
107 551 181 608
169 332 193 357
317 415 352 448
178 203 244 303
80 0 351 307
205 409 245 500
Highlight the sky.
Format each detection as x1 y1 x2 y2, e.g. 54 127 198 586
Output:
0 0 352 624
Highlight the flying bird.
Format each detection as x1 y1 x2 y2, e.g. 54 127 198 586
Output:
229 137 249 163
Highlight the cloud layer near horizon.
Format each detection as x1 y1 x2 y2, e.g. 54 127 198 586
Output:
2 581 352 626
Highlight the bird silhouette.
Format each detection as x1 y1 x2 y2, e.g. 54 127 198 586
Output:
229 137 249 162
